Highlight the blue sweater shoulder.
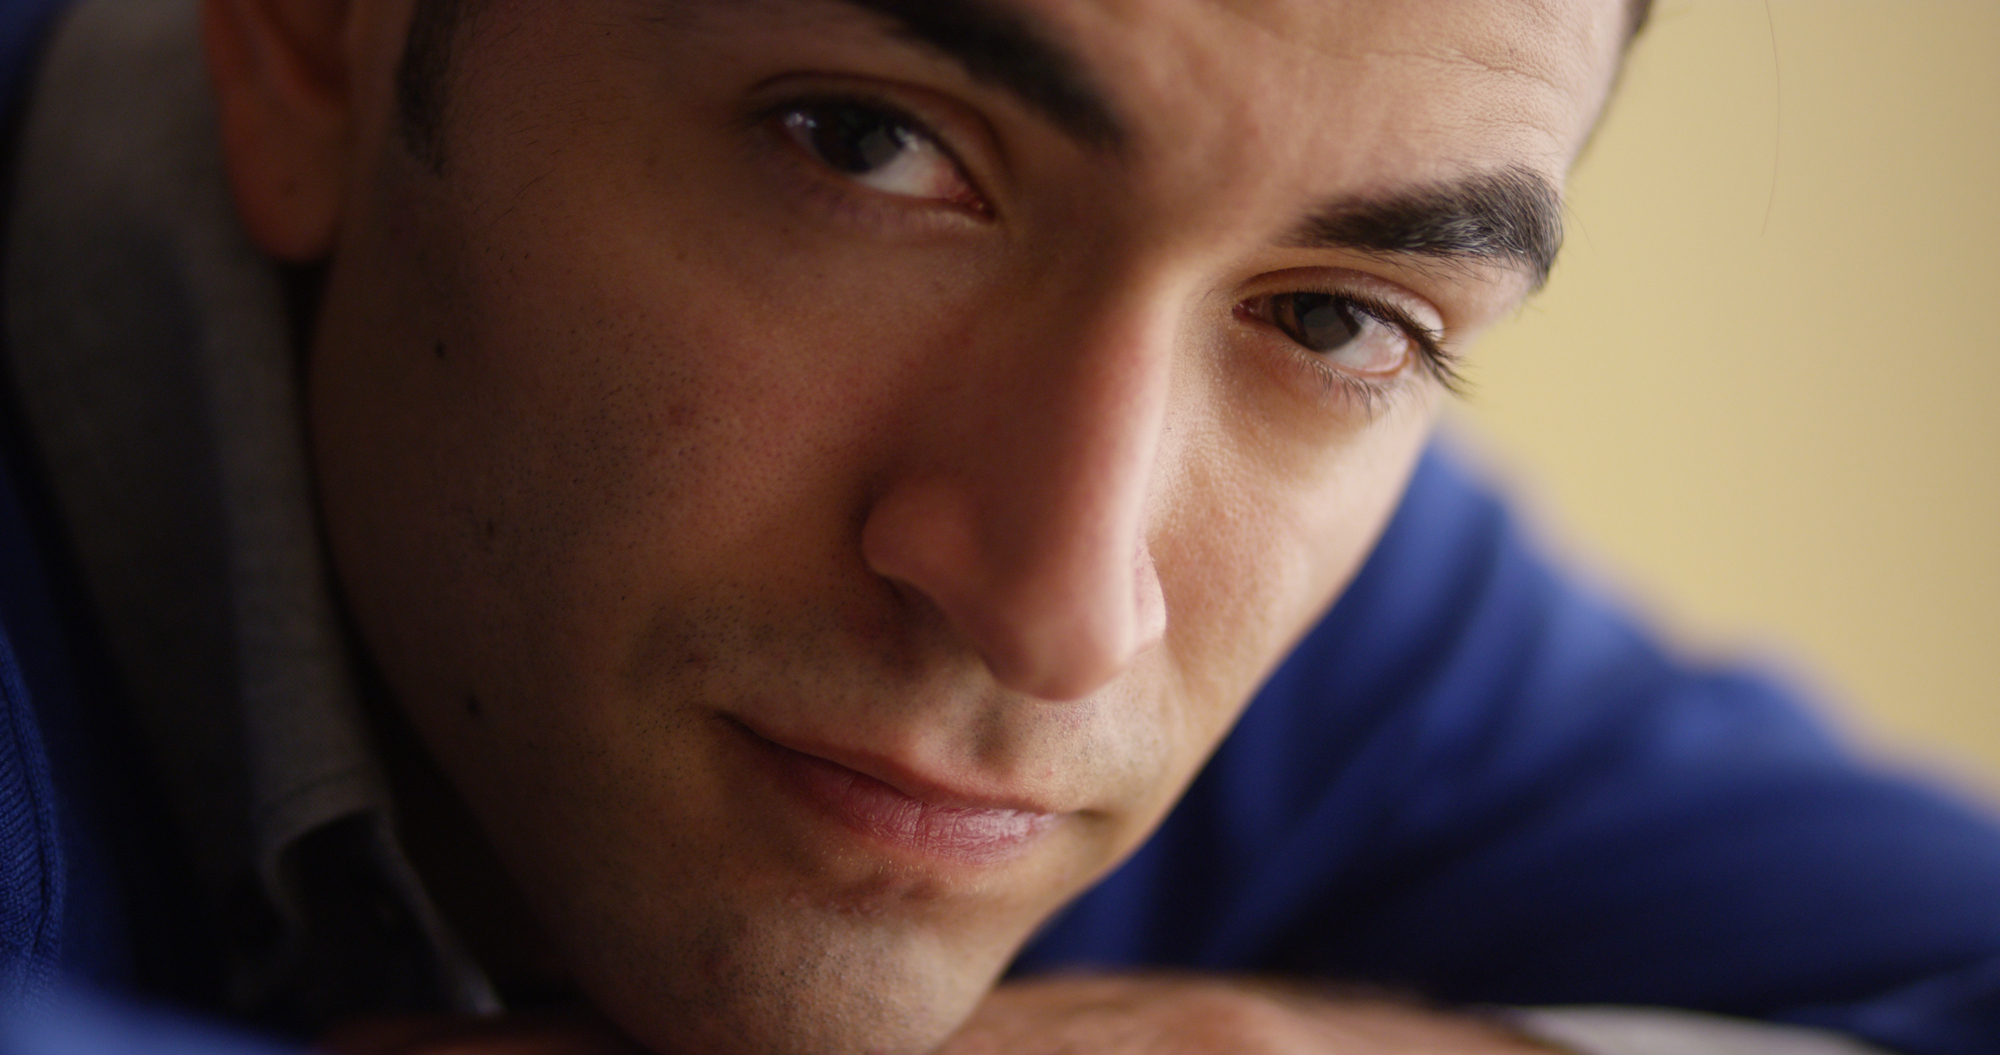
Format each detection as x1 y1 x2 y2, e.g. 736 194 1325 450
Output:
1016 446 2000 1055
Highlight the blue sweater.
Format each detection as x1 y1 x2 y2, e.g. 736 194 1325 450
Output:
0 1 1995 1052
1017 448 2000 1054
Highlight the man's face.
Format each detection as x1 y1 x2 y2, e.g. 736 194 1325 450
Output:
304 0 1622 1051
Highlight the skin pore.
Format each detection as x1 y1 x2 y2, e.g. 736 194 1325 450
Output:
207 0 1627 1051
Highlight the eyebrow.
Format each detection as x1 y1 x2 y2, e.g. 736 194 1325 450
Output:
814 0 1563 285
1287 166 1567 289
826 0 1127 151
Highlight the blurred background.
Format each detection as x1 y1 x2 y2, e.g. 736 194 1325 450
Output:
1450 1 2000 797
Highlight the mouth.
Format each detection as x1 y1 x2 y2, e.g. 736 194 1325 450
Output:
728 718 1063 864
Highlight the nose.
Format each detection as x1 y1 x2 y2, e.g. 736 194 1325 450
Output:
860 292 1173 702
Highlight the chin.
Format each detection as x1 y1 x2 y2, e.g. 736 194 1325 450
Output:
557 882 1009 1055
635 991 972 1055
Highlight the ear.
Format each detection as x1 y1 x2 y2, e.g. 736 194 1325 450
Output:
203 0 357 261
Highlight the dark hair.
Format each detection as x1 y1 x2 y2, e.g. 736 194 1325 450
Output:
1629 0 1655 43
394 0 1661 170
393 0 478 172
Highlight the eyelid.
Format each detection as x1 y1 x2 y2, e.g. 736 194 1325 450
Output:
1334 291 1463 391
743 76 1008 216
1239 269 1463 393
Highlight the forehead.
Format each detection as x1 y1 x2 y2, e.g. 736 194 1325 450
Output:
1051 0 1618 169
708 0 1625 230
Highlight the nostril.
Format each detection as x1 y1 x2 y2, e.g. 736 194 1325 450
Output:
863 309 1174 694
1005 585 1164 702
860 482 979 606
861 474 1168 700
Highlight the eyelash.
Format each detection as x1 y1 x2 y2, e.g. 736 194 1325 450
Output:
1247 290 1465 412
1347 292 1462 393
753 93 1464 412
752 92 992 222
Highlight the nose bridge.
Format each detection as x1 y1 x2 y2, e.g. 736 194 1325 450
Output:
861 275 1178 701
993 285 1172 613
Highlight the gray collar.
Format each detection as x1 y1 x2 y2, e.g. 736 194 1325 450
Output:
3 0 495 1019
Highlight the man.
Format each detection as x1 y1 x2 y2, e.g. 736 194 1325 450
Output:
0 0 1996 1052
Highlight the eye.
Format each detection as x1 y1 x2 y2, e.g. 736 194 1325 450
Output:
776 99 985 213
1261 292 1417 374
1239 288 1464 401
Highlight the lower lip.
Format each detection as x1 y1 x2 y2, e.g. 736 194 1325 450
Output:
742 728 1058 864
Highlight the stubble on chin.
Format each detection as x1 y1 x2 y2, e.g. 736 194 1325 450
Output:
574 883 1010 1055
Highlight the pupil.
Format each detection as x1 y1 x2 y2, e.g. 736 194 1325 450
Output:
1290 294 1361 352
809 106 911 174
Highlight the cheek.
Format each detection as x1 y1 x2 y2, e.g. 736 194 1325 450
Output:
330 138 994 633
1150 386 1440 753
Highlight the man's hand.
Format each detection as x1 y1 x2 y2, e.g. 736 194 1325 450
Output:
936 975 1566 1055
318 976 1562 1055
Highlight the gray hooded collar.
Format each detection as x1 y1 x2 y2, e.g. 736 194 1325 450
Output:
3 0 494 1021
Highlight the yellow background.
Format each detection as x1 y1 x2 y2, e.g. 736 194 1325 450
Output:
1453 1 2000 796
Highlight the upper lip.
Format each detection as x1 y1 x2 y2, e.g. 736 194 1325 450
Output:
732 716 1069 816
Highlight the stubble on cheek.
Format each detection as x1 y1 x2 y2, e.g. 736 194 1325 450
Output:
323 46 1256 1055
432 610 1105 1055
